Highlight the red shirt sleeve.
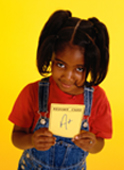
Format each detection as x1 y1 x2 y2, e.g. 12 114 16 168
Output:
89 86 112 139
8 82 39 128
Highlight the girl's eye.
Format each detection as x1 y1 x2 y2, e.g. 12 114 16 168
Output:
57 63 65 68
76 67 84 72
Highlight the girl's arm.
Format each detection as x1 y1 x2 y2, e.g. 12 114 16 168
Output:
12 125 56 151
72 130 104 153
12 125 33 150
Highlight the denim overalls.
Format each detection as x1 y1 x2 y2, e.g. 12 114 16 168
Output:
18 77 94 170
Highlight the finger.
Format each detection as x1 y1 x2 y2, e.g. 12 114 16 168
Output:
34 128 53 137
74 138 90 145
37 136 56 143
72 130 86 141
33 136 56 150
79 132 95 139
73 131 95 141
73 138 94 151
36 142 55 151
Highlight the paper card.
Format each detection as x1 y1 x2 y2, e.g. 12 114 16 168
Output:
49 103 85 138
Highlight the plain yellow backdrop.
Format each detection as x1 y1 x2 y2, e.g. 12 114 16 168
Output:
0 0 124 169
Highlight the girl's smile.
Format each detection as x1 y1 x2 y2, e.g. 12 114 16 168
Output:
52 46 86 95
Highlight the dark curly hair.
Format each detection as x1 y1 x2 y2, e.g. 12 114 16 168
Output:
37 10 109 86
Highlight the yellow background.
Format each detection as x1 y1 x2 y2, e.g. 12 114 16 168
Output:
0 0 124 169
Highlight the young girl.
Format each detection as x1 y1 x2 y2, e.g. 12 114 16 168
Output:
9 10 112 170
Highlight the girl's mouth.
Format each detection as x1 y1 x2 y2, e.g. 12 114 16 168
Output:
60 82 73 88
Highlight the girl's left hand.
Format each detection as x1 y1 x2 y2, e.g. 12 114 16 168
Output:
72 130 97 152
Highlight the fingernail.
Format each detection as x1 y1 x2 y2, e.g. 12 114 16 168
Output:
75 136 79 139
53 141 56 146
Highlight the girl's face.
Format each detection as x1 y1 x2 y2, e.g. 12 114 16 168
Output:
52 46 86 95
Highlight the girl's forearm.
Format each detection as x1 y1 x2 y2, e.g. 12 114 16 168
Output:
88 137 105 154
12 132 33 150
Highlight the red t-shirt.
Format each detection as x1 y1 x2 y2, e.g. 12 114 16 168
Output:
9 76 112 139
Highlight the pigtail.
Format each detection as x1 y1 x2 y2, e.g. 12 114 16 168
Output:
37 10 71 76
88 17 109 85
72 17 109 86
37 10 71 52
37 35 57 75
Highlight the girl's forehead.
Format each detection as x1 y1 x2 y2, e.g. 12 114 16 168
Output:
56 45 84 55
54 46 85 65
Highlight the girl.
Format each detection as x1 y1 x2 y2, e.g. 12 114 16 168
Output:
9 10 112 170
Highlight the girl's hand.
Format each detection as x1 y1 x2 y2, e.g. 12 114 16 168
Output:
32 128 56 151
72 130 97 152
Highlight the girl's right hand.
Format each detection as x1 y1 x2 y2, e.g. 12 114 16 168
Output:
32 127 56 151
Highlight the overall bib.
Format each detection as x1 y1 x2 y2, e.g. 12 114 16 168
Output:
18 77 94 170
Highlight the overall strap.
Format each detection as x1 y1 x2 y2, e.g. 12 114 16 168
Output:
38 78 94 116
38 77 50 112
84 86 94 116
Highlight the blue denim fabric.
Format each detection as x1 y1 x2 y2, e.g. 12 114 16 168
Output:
18 77 94 170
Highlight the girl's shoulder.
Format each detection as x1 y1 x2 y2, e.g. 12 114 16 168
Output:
92 85 110 105
21 80 40 92
24 80 40 89
93 85 107 97
15 80 41 104
21 76 52 97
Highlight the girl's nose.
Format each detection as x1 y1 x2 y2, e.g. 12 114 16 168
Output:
63 69 74 81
